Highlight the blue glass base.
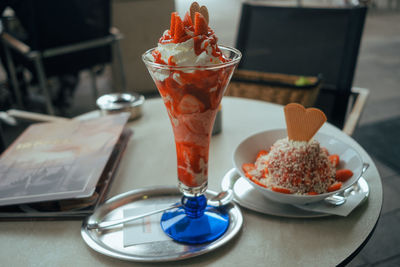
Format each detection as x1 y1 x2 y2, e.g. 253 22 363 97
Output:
160 195 229 244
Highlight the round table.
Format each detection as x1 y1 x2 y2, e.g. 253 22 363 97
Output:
0 97 382 266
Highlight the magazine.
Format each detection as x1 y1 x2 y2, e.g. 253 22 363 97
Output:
0 127 132 220
0 113 131 218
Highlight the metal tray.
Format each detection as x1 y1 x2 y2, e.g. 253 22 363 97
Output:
81 186 243 262
221 168 369 218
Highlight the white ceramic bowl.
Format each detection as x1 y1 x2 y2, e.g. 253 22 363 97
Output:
233 129 365 205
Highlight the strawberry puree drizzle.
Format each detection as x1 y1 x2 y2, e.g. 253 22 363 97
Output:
168 56 176 66
153 65 234 187
152 50 167 65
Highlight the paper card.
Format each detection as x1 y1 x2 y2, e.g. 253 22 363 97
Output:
294 190 367 216
123 205 171 247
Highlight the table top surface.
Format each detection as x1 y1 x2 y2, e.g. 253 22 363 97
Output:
0 97 383 266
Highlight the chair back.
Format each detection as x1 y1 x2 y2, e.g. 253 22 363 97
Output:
7 0 112 76
19 0 110 49
226 70 322 107
235 2 367 128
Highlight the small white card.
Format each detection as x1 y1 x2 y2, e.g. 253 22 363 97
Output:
123 205 171 247
294 190 367 216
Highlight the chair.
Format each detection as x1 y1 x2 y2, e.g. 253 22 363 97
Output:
226 69 322 107
0 0 126 115
233 1 369 133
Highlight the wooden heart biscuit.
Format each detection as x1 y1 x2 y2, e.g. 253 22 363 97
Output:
284 103 327 141
190 2 209 24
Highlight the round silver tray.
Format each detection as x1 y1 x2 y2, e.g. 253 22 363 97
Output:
81 186 243 262
221 168 369 218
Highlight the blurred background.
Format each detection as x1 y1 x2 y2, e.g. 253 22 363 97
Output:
0 0 399 266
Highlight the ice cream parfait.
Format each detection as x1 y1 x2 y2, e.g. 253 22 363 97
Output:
142 2 241 243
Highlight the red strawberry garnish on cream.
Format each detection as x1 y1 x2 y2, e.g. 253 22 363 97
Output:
174 15 185 42
183 12 193 27
155 2 227 64
170 12 177 36
194 12 208 36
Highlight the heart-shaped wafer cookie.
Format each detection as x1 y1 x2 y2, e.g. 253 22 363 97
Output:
284 103 327 141
199 6 209 24
190 2 209 24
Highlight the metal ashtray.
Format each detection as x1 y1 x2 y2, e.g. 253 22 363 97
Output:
96 93 145 121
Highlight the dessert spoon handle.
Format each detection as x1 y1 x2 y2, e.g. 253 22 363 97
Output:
87 202 182 231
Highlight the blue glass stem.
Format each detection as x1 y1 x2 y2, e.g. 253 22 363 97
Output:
160 194 229 244
182 195 207 218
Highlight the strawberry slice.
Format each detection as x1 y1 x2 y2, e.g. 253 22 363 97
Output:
174 15 185 42
335 169 353 182
271 187 292 194
183 11 193 27
250 177 267 188
327 182 342 192
194 12 208 35
329 154 340 167
242 163 256 174
170 12 177 36
256 150 269 159
178 95 205 114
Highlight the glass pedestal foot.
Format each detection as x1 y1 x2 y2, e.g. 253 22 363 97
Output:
160 195 229 244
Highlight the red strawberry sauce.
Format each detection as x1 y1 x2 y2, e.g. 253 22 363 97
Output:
153 66 234 188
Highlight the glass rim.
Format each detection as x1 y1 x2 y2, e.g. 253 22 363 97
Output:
142 45 242 71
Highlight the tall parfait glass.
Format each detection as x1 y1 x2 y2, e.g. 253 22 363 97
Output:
142 46 241 244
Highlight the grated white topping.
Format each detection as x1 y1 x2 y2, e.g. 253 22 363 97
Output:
254 138 336 194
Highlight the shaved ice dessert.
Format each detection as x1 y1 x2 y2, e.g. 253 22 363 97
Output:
243 138 354 195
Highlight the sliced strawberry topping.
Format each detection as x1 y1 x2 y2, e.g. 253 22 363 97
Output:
271 187 292 194
194 12 208 36
174 15 185 42
250 176 267 188
329 154 340 167
257 150 269 159
170 12 177 36
183 11 193 27
242 163 256 174
335 169 353 182
327 182 342 192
